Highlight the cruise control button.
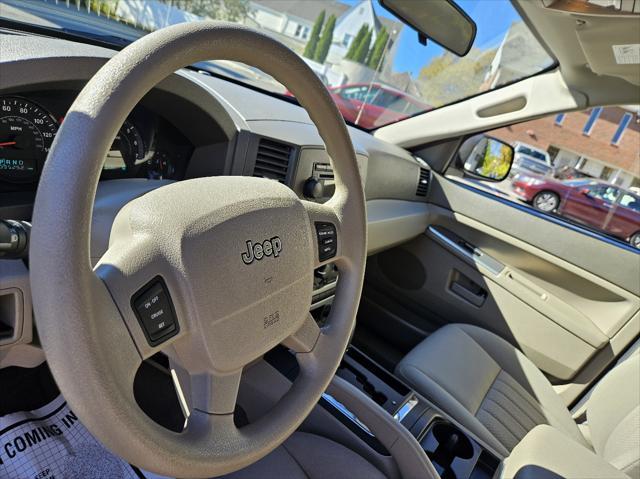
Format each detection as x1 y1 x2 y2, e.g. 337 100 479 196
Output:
132 278 179 346
315 222 337 261
321 236 335 246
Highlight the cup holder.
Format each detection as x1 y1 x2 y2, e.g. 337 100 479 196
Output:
432 422 474 460
421 420 480 479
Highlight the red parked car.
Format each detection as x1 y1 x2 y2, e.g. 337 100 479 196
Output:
285 83 430 129
512 175 640 247
328 83 430 129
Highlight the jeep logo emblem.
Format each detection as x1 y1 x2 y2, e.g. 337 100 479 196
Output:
241 236 282 265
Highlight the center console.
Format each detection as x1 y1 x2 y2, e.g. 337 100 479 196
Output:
272 265 501 478
332 347 501 479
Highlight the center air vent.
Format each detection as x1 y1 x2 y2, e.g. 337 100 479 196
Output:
416 167 430 197
253 138 295 183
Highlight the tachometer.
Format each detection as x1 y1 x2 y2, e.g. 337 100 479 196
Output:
104 120 148 171
0 97 58 182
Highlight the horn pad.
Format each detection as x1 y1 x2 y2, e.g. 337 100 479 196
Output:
110 176 314 372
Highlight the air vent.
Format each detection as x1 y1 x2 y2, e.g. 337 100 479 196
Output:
416 168 430 197
253 138 294 183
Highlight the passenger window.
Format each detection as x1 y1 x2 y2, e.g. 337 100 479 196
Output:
339 86 377 103
372 91 402 110
448 105 640 248
587 185 619 203
620 193 640 212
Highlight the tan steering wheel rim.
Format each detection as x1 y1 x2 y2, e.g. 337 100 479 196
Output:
30 22 366 478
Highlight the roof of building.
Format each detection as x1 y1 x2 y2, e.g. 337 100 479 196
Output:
250 0 350 23
250 0 401 35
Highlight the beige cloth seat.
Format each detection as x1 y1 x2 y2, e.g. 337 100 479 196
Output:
396 323 639 478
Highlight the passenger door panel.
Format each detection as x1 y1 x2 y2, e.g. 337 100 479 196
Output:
360 173 639 401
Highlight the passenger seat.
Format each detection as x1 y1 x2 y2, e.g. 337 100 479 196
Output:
395 324 639 478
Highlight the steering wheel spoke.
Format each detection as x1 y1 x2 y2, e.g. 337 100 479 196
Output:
189 369 243 416
87 271 145 383
282 312 321 353
95 236 189 357
164 348 244 426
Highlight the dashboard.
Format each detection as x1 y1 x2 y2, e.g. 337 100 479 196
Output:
0 91 193 190
0 28 433 365
0 30 431 253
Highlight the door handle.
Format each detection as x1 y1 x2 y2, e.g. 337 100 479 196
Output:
428 226 505 276
449 273 487 307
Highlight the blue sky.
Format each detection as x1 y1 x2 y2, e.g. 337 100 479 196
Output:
339 0 521 76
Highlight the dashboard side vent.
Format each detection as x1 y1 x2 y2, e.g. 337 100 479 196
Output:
253 138 294 183
416 168 430 197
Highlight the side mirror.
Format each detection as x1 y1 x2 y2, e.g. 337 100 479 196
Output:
580 188 592 196
460 135 514 182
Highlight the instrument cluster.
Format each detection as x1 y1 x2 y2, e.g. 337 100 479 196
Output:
0 91 193 191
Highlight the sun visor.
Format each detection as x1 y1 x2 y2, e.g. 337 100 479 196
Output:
574 16 640 86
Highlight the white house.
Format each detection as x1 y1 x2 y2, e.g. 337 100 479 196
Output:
247 0 402 73
484 21 553 89
247 0 349 43
327 0 399 67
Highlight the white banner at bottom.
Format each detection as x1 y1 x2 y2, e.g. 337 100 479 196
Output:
0 395 170 479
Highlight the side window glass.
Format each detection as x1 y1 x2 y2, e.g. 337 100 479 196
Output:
588 185 619 203
620 194 640 212
341 86 379 104
372 91 403 111
448 105 640 248
340 86 367 101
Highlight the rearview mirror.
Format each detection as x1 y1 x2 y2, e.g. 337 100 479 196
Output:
379 0 476 56
460 136 514 182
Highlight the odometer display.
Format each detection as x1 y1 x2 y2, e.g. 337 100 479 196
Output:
0 97 58 182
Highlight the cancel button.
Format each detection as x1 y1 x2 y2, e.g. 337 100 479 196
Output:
132 278 178 345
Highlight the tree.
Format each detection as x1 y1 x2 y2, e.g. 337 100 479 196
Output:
353 27 372 64
303 10 325 60
345 25 368 60
220 0 250 22
157 0 249 22
314 14 336 64
366 26 388 69
417 48 497 107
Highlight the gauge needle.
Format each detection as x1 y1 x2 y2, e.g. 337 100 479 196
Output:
0 141 17 147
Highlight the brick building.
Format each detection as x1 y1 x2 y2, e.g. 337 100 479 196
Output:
492 106 640 190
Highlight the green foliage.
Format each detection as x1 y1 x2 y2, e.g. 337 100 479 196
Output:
417 48 497 107
314 14 336 64
157 0 249 22
220 0 250 22
479 141 513 180
303 10 325 60
76 0 118 16
345 25 368 61
353 27 372 64
366 27 388 69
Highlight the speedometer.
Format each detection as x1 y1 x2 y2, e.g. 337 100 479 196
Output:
0 97 58 182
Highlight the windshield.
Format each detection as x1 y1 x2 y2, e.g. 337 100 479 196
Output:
0 0 555 130
563 179 595 186
516 157 552 174
516 146 548 162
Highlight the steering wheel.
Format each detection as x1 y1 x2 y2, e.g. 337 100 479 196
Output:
30 23 366 478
